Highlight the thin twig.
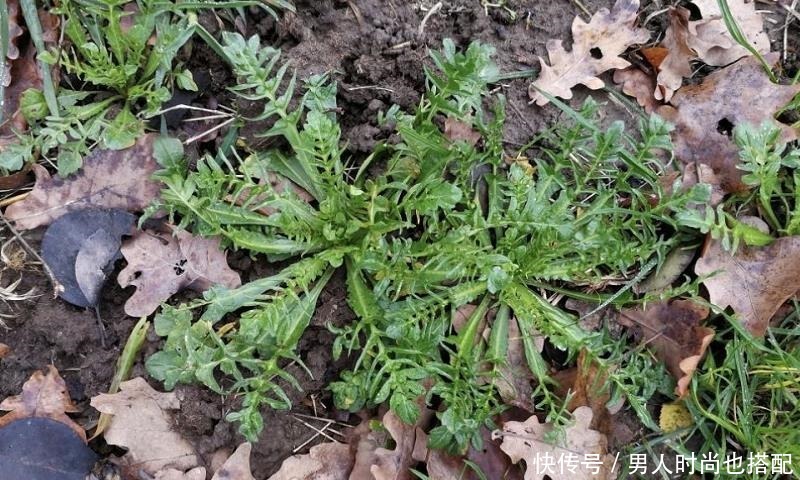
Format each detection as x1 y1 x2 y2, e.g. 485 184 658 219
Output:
184 117 236 145
0 212 63 297
418 1 443 39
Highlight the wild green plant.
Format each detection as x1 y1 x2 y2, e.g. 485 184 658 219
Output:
0 0 293 175
676 122 800 251
146 34 710 450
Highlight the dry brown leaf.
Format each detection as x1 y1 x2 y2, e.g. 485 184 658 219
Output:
494 406 615 480
90 377 200 476
654 7 694 102
212 443 255 480
5 0 23 66
695 236 800 337
690 0 770 66
4 135 163 230
444 117 481 147
612 67 658 113
117 227 241 317
529 0 649 106
619 300 713 397
268 442 353 480
0 342 9 358
553 349 612 434
641 46 668 70
350 411 420 480
657 54 800 194
0 365 85 442
496 317 538 413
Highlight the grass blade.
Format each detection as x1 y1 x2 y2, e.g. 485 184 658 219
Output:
19 0 58 116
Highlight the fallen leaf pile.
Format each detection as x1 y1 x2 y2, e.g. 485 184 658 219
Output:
117 227 241 317
529 0 649 105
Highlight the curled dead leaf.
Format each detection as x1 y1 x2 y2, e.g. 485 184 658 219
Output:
118 227 241 317
529 0 649 105
613 67 658 113
657 54 800 194
695 236 800 337
0 365 85 442
356 411 418 480
619 300 713 397
654 7 694 102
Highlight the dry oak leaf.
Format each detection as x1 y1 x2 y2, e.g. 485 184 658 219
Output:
89 377 200 476
613 67 659 113
695 236 800 337
529 0 649 106
0 365 85 442
690 0 770 67
653 7 694 102
619 300 713 397
117 227 241 317
268 442 353 480
212 443 256 480
155 443 255 480
494 406 615 480
350 410 420 480
657 54 800 194
4 134 162 230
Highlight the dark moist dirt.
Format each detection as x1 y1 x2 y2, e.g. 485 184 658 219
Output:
13 0 790 477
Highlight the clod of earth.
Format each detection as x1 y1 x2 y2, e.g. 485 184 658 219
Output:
41 208 134 308
4 134 162 230
657 54 800 194
529 0 649 105
695 235 800 337
117 227 241 317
